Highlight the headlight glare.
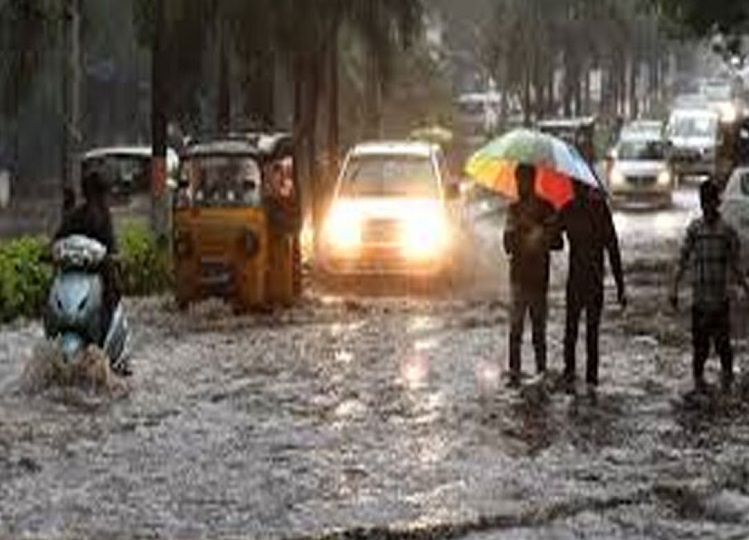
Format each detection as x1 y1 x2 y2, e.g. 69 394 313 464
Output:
657 169 671 186
401 214 449 259
610 168 626 186
323 205 361 251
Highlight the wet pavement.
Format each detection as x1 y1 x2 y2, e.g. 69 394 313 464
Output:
3 186 749 539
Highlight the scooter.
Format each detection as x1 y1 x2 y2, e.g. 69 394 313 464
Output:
44 235 130 374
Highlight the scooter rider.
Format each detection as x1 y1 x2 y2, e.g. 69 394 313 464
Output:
54 169 122 353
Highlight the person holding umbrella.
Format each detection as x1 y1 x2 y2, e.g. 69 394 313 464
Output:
504 163 562 386
560 182 626 391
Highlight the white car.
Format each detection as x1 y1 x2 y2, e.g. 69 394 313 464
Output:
316 140 460 279
720 166 749 270
606 132 674 207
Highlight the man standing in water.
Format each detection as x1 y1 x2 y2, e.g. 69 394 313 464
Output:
504 163 562 387
671 180 749 393
561 182 626 391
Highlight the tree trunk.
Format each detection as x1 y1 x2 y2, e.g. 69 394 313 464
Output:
326 38 339 200
217 32 230 132
629 55 638 119
151 0 168 242
293 52 323 237
62 0 81 212
363 45 383 139
522 68 532 127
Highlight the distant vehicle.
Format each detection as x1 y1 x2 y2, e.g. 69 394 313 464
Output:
606 131 674 207
666 108 719 181
537 117 597 165
672 93 709 110
620 119 664 140
81 146 179 204
316 140 460 282
719 166 749 270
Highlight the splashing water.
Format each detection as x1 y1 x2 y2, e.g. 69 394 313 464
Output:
20 340 129 403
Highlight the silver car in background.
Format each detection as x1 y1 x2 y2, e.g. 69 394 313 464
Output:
606 132 674 207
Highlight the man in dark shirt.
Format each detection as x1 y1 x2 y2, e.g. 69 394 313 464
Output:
561 182 626 389
504 163 562 386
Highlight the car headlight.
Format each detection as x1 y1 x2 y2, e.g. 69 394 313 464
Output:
610 168 626 186
718 103 738 124
401 213 449 260
657 169 671 186
322 205 361 251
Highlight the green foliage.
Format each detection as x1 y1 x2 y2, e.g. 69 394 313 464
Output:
0 236 53 323
0 224 171 323
118 223 172 296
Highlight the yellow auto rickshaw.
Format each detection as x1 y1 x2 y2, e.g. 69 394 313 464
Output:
172 134 301 312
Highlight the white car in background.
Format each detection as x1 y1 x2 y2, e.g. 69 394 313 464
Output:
720 166 749 270
606 131 674 207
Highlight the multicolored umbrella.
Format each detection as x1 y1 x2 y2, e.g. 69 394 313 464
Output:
465 128 604 209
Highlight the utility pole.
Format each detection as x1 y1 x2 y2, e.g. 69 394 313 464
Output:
62 0 81 213
151 0 168 243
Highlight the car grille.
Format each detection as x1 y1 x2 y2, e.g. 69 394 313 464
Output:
361 219 402 243
626 175 657 187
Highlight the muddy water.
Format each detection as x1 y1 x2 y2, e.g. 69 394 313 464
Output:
3 187 749 539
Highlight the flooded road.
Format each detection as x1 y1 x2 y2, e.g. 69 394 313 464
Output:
3 186 749 539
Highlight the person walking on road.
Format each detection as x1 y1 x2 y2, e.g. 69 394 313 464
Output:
504 163 563 387
671 180 749 393
561 182 626 390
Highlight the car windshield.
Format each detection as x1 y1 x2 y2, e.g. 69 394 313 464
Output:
182 155 262 207
83 155 150 195
340 154 438 198
617 139 666 160
668 115 717 138
702 84 732 101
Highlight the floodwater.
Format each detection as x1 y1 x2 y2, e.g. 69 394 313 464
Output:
3 186 749 539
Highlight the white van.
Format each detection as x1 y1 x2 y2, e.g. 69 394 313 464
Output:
666 108 719 180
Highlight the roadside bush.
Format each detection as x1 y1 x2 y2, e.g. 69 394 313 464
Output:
118 223 172 296
0 224 172 323
0 236 53 323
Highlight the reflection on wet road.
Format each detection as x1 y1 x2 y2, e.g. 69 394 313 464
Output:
3 186 749 539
